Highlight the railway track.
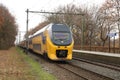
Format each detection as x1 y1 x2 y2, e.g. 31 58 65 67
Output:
56 64 88 80
56 62 114 80
72 57 120 72
20 48 115 80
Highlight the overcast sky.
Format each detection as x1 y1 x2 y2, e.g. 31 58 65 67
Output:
0 0 105 42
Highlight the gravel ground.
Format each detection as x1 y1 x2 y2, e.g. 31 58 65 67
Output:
20 49 120 80
27 52 81 80
28 51 120 80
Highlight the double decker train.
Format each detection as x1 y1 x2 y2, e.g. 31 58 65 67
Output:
20 23 74 61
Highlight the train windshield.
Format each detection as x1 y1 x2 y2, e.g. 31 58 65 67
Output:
52 31 72 46
50 23 73 46
53 32 69 40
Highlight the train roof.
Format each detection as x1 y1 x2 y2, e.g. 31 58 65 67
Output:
29 23 52 38
29 23 70 38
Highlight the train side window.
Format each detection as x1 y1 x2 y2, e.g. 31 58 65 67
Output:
43 36 46 44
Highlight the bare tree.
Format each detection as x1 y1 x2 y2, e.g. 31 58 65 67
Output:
108 0 120 50
93 0 116 47
45 4 98 48
0 4 18 49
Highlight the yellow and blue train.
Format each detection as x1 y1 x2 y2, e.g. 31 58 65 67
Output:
20 23 74 61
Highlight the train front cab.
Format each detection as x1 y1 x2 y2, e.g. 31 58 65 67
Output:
45 24 74 60
46 38 74 60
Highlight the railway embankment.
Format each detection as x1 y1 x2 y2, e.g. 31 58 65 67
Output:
0 47 56 80
73 50 120 66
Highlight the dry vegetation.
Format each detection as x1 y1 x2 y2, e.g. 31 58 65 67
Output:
0 47 56 80
0 47 36 80
0 4 18 49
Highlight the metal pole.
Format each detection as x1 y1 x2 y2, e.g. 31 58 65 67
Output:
118 18 120 53
26 9 29 54
81 19 83 49
116 1 120 53
81 15 84 50
90 34 91 51
108 37 110 53
108 24 110 53
114 36 115 53
19 31 21 44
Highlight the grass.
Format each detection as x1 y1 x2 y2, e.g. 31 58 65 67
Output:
16 47 57 80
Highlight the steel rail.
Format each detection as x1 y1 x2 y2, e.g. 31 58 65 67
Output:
73 57 120 72
56 64 88 80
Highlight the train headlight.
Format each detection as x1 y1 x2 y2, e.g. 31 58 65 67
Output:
61 41 64 43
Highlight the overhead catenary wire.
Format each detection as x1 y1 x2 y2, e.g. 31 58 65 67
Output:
25 9 85 52
26 10 84 15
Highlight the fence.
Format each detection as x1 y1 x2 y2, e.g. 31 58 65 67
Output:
74 45 120 53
